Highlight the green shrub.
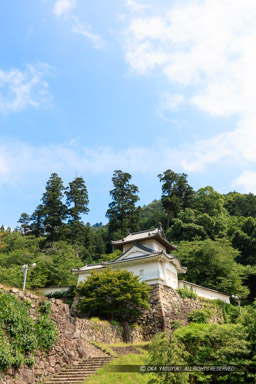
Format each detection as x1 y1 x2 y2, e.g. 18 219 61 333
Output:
0 292 58 371
90 317 101 322
171 319 186 330
0 338 12 371
212 299 240 323
110 320 120 327
177 287 197 300
188 308 212 323
36 315 58 351
38 300 52 315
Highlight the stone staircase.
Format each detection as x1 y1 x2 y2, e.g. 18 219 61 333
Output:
44 356 112 384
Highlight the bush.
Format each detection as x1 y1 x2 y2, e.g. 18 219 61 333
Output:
148 323 252 383
0 292 58 371
177 287 197 300
77 269 150 322
188 308 212 323
212 299 240 323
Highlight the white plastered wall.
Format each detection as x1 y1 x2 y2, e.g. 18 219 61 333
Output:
178 281 230 303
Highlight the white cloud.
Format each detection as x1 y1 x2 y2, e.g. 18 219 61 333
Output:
72 18 105 50
157 92 184 119
121 0 256 174
51 1 104 50
0 63 52 114
125 0 151 12
232 171 256 194
0 139 190 188
53 0 76 17
1 137 256 195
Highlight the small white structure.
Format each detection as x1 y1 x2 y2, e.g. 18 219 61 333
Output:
178 281 230 304
38 286 71 296
72 227 230 303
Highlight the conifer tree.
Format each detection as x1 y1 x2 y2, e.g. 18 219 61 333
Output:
41 173 66 240
106 170 141 240
17 213 31 234
65 176 89 223
31 204 44 237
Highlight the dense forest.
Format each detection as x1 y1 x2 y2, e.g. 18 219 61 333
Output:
0 169 255 304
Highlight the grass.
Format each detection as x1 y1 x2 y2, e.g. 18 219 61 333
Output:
90 341 150 357
84 351 153 384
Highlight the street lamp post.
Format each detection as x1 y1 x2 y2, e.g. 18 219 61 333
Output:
232 295 241 314
21 263 36 291
152 308 157 333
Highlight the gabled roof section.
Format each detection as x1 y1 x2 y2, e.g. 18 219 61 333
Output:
111 242 157 262
111 227 177 252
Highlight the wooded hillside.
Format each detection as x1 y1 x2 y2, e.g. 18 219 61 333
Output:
0 169 255 304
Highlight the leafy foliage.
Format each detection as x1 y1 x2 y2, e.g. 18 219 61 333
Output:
187 308 212 323
177 287 197 300
0 292 58 371
176 239 249 298
158 170 194 229
77 269 150 322
148 323 253 384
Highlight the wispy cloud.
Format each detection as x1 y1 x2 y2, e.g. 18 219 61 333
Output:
125 0 151 12
157 92 184 120
53 0 76 17
51 1 104 49
0 62 52 114
72 17 105 50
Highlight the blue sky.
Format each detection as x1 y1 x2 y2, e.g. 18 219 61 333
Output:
1 0 256 228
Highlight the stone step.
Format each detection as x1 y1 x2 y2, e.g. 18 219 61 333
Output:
49 372 96 377
45 381 84 384
44 356 112 384
45 379 87 382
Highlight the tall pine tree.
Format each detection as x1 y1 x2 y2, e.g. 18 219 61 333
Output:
41 173 66 241
65 176 89 223
106 170 141 240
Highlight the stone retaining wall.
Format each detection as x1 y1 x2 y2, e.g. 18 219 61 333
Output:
0 285 143 384
0 283 223 383
74 318 144 344
137 284 224 339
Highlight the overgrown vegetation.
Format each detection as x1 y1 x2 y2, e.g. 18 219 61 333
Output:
0 168 255 305
77 269 150 322
148 300 256 384
0 292 58 371
177 287 197 300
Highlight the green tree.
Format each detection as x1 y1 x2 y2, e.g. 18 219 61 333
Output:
148 323 252 384
158 170 194 229
139 199 167 230
17 213 31 234
41 173 67 241
77 269 150 321
65 176 89 223
106 170 141 240
30 204 44 237
194 186 226 216
224 192 256 217
177 239 249 298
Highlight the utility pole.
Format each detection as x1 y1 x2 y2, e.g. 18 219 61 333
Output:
21 263 36 291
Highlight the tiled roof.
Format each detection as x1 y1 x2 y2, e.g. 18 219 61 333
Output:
111 228 177 252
